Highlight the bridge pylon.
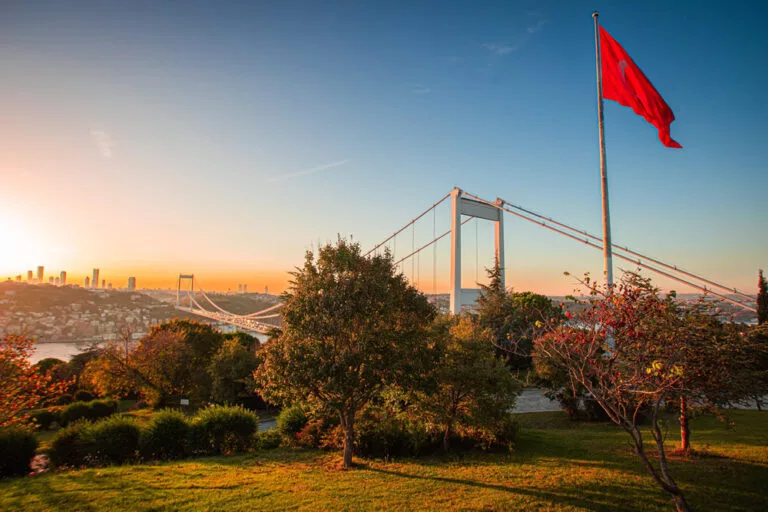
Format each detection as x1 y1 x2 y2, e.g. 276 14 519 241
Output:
177 274 195 307
450 187 505 314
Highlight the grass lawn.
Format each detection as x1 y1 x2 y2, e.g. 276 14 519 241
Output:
2 410 766 511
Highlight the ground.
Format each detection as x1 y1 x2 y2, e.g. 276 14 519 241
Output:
1 410 766 511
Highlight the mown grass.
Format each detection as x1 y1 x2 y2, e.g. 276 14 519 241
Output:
3 410 766 511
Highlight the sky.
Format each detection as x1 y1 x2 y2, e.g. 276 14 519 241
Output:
1 0 766 296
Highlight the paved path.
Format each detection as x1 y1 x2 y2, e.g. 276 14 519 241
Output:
512 388 562 413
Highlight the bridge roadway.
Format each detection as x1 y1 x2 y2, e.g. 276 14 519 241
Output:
175 306 277 335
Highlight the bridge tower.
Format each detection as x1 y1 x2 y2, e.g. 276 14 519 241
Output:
176 274 195 307
450 187 505 314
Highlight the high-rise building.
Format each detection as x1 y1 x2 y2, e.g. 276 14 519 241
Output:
92 269 100 289
60 271 67 286
36 266 44 283
48 277 54 284
27 270 33 282
15 275 22 282
265 285 269 295
54 277 60 286
238 284 242 293
243 284 247 294
127 277 136 290
84 276 90 288
107 282 112 290
101 279 105 289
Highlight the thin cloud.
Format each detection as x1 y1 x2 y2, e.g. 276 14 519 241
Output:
527 19 548 34
91 130 116 159
412 86 432 95
482 43 518 56
267 159 350 183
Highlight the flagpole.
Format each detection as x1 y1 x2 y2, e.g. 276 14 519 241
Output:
593 11 613 288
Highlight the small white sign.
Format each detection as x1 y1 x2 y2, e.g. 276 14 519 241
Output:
180 399 190 406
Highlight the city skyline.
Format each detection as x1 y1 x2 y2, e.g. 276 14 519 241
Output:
1 1 766 296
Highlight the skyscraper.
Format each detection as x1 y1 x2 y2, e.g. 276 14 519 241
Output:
48 277 54 284
92 269 100 289
60 271 67 286
27 270 33 282
37 266 44 283
127 277 136 290
84 276 90 288
101 279 105 289
243 284 247 294
238 284 242 293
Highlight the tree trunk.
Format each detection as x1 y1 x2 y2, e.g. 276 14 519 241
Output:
651 408 691 512
340 410 356 468
443 424 451 452
679 395 690 453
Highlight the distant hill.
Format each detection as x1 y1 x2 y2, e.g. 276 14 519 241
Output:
0 282 196 343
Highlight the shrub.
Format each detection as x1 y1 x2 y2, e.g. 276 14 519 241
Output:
276 403 308 438
64 402 92 423
89 398 118 420
140 410 189 460
88 416 141 465
31 409 58 430
357 416 438 458
186 421 211 456
49 422 92 468
252 429 282 451
55 393 74 406
74 390 94 402
0 428 38 478
194 405 258 455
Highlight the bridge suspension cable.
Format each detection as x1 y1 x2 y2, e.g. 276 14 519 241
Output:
460 190 755 303
457 190 757 313
364 192 451 257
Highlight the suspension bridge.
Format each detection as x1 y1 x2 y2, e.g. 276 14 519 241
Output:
175 187 758 335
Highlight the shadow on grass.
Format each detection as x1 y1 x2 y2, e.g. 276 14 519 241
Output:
358 463 667 511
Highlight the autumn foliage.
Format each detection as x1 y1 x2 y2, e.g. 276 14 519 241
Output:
1 334 71 428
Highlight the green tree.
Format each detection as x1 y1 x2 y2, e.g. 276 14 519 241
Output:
83 320 224 406
758 269 767 325
254 239 435 468
208 337 259 405
476 262 563 370
736 324 768 411
417 315 520 451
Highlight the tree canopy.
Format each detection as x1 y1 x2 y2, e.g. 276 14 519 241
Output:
254 239 435 467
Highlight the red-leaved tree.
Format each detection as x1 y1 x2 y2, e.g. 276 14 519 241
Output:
0 335 71 428
533 274 693 512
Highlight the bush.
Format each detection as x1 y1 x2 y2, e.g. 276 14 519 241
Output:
252 429 282 451
194 405 259 455
74 390 94 402
55 393 74 406
62 399 117 424
276 403 308 438
186 421 211 456
0 428 38 478
357 416 438 458
49 422 92 468
64 402 92 423
88 416 141 465
140 410 190 460
89 398 119 419
31 409 58 430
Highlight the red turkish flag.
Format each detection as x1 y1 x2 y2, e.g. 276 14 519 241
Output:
600 26 682 148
